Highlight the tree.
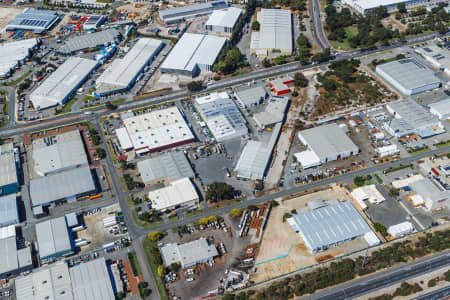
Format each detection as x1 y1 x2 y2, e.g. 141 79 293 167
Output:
208 215 218 223
251 21 260 31
445 269 450 282
262 58 272 68
157 265 165 277
273 55 288 65
255 180 264 191
96 148 106 158
105 101 117 110
148 231 161 242
230 208 243 218
205 182 234 202
199 218 209 225
389 188 399 197
119 159 127 170
169 262 181 273
373 222 387 237
397 2 407 14
294 72 308 88
187 81 203 91
312 48 331 63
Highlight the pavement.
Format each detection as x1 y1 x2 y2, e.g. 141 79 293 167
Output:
413 284 450 300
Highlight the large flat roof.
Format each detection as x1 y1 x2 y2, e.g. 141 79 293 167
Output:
122 106 194 152
416 44 450 72
206 7 242 28
6 9 59 33
0 38 39 77
137 152 194 184
251 9 292 51
36 216 72 260
161 33 226 73
148 177 198 211
32 129 88 176
233 82 267 107
96 38 162 94
159 0 228 23
58 29 120 54
70 257 115 300
0 194 18 227
30 166 95 207
376 58 440 92
345 0 426 10
429 98 450 117
298 123 359 161
0 143 17 188
253 97 289 127
30 57 97 109
288 201 372 252
161 238 218 267
0 225 32 276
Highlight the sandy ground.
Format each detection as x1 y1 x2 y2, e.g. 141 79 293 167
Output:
0 7 24 36
252 186 369 283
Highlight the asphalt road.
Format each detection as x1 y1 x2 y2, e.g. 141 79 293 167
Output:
310 0 331 50
413 284 450 300
299 250 450 300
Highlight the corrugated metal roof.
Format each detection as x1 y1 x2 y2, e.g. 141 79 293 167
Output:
428 98 450 117
159 0 228 23
253 97 289 127
250 9 292 51
0 143 17 188
206 7 242 28
59 29 120 54
161 238 218 267
137 152 194 184
148 177 199 211
0 236 18 275
0 38 38 77
6 9 58 32
0 194 18 227
36 216 72 260
234 82 267 107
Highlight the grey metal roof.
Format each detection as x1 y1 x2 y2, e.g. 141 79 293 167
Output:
289 201 372 252
233 82 267 107
0 143 17 188
65 212 78 228
58 29 121 54
161 238 218 267
159 0 228 23
70 257 115 300
0 236 18 275
428 98 450 117
0 194 18 227
250 9 292 51
205 7 242 28
376 58 440 91
36 216 72 260
253 97 289 127
137 152 194 184
6 9 58 32
30 166 95 207
298 123 359 161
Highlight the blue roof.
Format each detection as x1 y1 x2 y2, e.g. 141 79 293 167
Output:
7 9 58 31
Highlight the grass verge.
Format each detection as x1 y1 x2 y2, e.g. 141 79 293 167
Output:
131 210 164 229
142 238 169 300
127 252 142 276
186 209 203 217
3 70 32 86
374 173 383 184
408 146 430 155
56 97 77 115
434 140 450 149
384 164 413 174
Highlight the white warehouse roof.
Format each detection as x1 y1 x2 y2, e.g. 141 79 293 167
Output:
161 33 226 75
96 38 163 95
161 238 218 268
250 9 292 53
36 216 72 260
148 177 199 211
429 98 450 120
0 194 19 227
137 152 194 184
0 38 39 78
30 57 97 110
0 143 18 189
206 7 242 29
387 221 415 237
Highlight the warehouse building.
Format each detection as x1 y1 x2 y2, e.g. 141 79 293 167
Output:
137 152 194 185
32 130 88 176
160 33 226 77
30 57 98 110
116 106 195 153
0 225 32 279
428 98 450 120
36 216 73 263
148 177 199 211
253 97 289 129
376 144 400 158
194 92 247 141
0 194 19 227
83 15 106 30
0 38 39 78
159 0 228 24
0 143 19 196
296 123 359 167
233 82 267 108
408 178 449 211
287 201 376 253
161 238 218 268
6 9 59 33
95 38 163 96
58 28 121 55
375 58 441 95
384 99 445 138
342 0 434 15
387 221 415 237
235 123 281 180
269 76 293 96
30 166 96 212
416 44 450 76
205 7 242 36
250 9 292 58
351 185 385 210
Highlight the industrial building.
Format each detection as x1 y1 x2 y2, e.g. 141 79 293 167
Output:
30 57 98 110
148 177 199 211
376 144 400 158
36 216 73 263
0 225 32 279
408 178 449 211
137 152 194 185
30 166 96 212
269 76 293 96
387 222 415 237
116 106 195 153
6 9 59 33
384 99 445 138
233 82 267 108
0 194 19 227
351 185 385 210
161 33 226 77
0 38 39 78
159 0 228 24
95 38 163 96
416 44 450 76
160 238 218 268
287 201 376 253
296 123 359 167
0 143 19 196
250 9 292 58
235 123 281 180
342 0 435 15
194 92 248 141
58 28 121 55
253 97 289 129
83 15 106 30
32 130 88 176
375 58 441 95
428 98 450 120
205 7 242 36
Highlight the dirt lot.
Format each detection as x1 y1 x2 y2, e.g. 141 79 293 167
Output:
251 186 369 283
0 7 24 37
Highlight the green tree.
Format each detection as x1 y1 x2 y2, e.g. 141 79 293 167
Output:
148 231 161 242
169 262 181 273
445 269 450 281
294 72 308 88
205 182 234 202
208 215 218 223
199 218 209 225
262 58 272 68
230 208 243 217
397 2 407 14
96 148 106 158
373 222 387 237
105 101 116 110
255 180 264 191
251 21 260 31
187 81 203 91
